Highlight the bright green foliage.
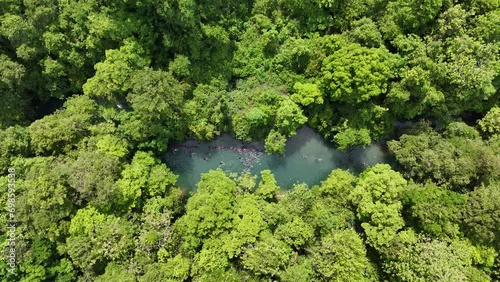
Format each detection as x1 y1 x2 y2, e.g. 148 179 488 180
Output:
227 76 307 148
291 82 323 106
264 129 287 154
308 197 356 237
14 237 76 282
434 34 498 115
241 231 293 277
279 259 314 282
385 34 444 119
307 170 359 236
334 127 372 151
116 151 178 211
474 9 500 42
137 197 177 259
317 0 372 31
321 43 400 104
0 126 30 169
403 184 466 238
235 171 257 194
276 0 329 32
318 169 356 201
128 69 188 123
275 216 314 249
310 229 378 281
232 14 284 77
350 164 407 249
279 183 315 218
226 194 268 257
95 134 130 159
191 266 256 282
83 39 150 101
139 255 190 282
232 107 271 142
387 65 444 119
312 41 402 147
4 0 500 280
48 258 77 282
272 36 323 76
255 170 280 200
191 237 231 278
17 237 49 281
174 169 237 252
479 107 500 137
383 234 493 282
169 54 191 78
274 98 308 136
66 206 135 270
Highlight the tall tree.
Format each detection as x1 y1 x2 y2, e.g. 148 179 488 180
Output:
350 164 407 249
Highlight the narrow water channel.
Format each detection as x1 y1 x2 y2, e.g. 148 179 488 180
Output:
164 126 396 191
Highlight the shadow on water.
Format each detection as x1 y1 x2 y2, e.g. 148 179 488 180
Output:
163 126 397 191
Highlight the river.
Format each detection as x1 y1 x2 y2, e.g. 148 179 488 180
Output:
164 126 397 191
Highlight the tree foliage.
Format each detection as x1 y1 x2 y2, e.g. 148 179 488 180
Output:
2 0 500 280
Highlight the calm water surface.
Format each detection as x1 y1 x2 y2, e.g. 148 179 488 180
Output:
164 126 396 191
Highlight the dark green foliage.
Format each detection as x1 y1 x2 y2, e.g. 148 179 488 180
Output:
0 55 27 128
463 182 500 249
67 150 122 212
403 184 466 238
2 0 500 280
183 81 229 140
28 95 99 155
9 156 74 241
389 123 500 190
121 68 189 151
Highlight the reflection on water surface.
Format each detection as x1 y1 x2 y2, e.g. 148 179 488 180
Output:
164 126 396 191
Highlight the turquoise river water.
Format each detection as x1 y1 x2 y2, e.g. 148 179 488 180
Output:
164 126 396 191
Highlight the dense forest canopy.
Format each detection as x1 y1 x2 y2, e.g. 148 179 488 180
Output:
1 0 500 281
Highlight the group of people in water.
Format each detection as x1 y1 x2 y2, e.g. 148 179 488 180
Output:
208 145 265 153
172 143 372 168
238 151 264 170
301 155 323 162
